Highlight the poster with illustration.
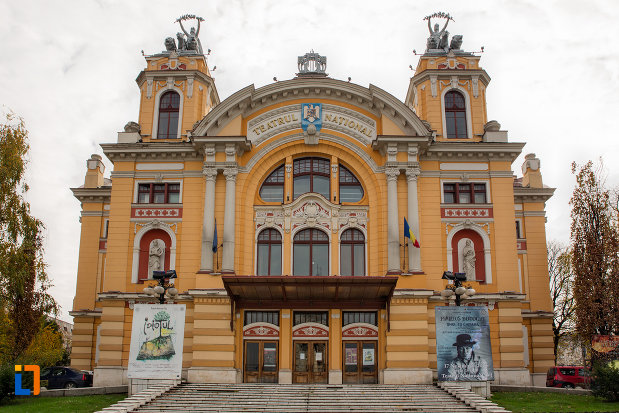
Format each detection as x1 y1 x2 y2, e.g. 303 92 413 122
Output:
128 304 186 379
435 306 494 381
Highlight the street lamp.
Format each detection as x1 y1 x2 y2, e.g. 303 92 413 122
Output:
143 270 179 304
441 271 476 306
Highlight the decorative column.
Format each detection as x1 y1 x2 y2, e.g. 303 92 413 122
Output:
386 167 400 273
406 167 421 272
222 166 238 273
201 167 218 271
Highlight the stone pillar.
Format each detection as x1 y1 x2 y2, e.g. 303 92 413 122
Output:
406 167 421 272
386 167 400 273
201 167 217 271
222 167 238 273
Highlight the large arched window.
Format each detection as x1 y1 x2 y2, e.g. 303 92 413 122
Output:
259 165 285 202
293 229 329 276
157 91 180 139
340 229 365 276
339 165 363 203
256 229 282 275
444 90 467 139
293 158 330 200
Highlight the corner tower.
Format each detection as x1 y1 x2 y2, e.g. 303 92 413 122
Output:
132 16 220 142
405 13 493 141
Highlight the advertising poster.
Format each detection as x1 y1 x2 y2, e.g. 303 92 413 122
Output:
128 304 186 379
592 335 619 362
345 347 357 365
435 306 494 381
363 348 375 366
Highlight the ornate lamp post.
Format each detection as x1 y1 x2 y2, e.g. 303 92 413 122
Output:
143 270 179 304
440 271 476 306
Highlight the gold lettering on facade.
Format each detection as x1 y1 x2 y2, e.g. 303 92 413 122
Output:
251 111 370 137
252 113 300 136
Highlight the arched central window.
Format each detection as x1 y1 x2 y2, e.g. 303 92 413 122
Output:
157 91 180 139
256 229 282 275
293 158 330 200
259 165 285 202
293 229 329 276
444 90 467 139
340 229 365 276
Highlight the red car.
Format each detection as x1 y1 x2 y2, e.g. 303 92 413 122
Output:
546 366 590 388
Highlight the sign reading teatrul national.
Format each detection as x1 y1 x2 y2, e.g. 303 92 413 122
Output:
435 306 494 381
128 304 186 379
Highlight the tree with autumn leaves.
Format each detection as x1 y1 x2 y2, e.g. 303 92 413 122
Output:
0 113 63 401
570 161 619 342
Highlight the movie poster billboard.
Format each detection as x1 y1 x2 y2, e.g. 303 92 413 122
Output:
128 304 186 379
435 306 494 381
592 335 619 363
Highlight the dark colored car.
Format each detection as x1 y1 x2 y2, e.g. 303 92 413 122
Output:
546 366 590 388
40 367 93 389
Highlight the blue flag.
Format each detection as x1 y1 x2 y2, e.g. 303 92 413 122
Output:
212 219 218 253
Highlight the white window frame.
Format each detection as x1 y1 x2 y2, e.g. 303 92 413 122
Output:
152 87 184 140
441 87 473 139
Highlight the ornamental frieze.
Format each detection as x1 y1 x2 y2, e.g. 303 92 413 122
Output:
441 207 492 219
254 194 368 234
342 323 378 340
131 206 183 218
247 104 377 146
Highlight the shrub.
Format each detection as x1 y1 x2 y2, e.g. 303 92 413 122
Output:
591 361 619 402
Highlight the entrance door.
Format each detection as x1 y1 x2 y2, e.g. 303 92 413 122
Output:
343 341 377 384
244 341 278 383
293 341 328 383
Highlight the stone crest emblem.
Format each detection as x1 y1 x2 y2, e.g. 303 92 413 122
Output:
301 103 322 144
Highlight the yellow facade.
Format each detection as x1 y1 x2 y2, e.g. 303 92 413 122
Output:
70 23 555 387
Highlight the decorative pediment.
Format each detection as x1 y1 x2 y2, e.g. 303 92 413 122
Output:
292 322 329 339
254 193 368 234
342 323 378 340
243 322 280 339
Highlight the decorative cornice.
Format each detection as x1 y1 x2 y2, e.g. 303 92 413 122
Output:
424 142 525 163
71 187 111 203
101 142 202 162
513 187 555 203
69 309 102 318
135 69 220 106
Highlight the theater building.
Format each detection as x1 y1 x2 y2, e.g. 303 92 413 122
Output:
69 18 555 387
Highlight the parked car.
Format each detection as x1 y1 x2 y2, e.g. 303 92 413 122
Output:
40 366 93 389
546 366 590 388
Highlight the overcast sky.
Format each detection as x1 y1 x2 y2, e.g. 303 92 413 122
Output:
1 0 618 322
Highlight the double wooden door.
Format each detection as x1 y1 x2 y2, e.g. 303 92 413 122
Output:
343 341 378 384
293 341 328 383
244 340 278 383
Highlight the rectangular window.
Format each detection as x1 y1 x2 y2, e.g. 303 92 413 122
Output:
342 312 377 326
293 311 329 326
136 183 181 204
244 311 279 326
443 182 487 204
102 219 109 239
515 221 522 238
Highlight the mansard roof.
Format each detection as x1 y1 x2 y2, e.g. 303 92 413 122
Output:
191 78 432 138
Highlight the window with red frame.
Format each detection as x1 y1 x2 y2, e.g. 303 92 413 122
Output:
340 228 365 276
259 165 285 202
443 183 487 204
256 229 282 275
339 165 364 203
293 157 330 200
293 228 329 276
137 183 180 204
157 91 180 139
444 90 468 139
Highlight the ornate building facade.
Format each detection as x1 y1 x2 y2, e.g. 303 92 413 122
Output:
70 16 555 387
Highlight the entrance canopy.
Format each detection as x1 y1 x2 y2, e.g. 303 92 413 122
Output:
222 276 398 310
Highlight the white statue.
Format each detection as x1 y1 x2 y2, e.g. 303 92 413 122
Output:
148 239 165 278
462 239 476 281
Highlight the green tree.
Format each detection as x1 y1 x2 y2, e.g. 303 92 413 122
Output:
570 161 619 343
0 113 59 402
547 241 576 363
154 311 170 338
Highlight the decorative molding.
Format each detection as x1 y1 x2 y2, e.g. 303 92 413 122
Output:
406 166 420 182
292 322 329 339
342 323 378 340
223 167 238 181
441 207 493 219
385 167 400 182
243 322 280 339
131 207 182 219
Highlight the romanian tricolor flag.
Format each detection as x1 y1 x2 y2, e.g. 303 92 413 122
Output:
404 217 420 248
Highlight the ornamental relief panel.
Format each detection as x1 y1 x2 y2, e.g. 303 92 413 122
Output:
342 323 378 340
243 322 280 339
292 322 329 339
254 194 368 234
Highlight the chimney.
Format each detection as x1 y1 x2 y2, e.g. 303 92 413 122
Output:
521 153 542 188
84 154 105 188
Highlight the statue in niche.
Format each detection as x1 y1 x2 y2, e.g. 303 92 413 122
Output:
462 239 476 281
148 239 165 278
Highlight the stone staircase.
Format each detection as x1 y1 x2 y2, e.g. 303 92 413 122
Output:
99 383 510 413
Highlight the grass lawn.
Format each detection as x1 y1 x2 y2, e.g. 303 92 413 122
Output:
491 391 619 412
1 393 126 413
